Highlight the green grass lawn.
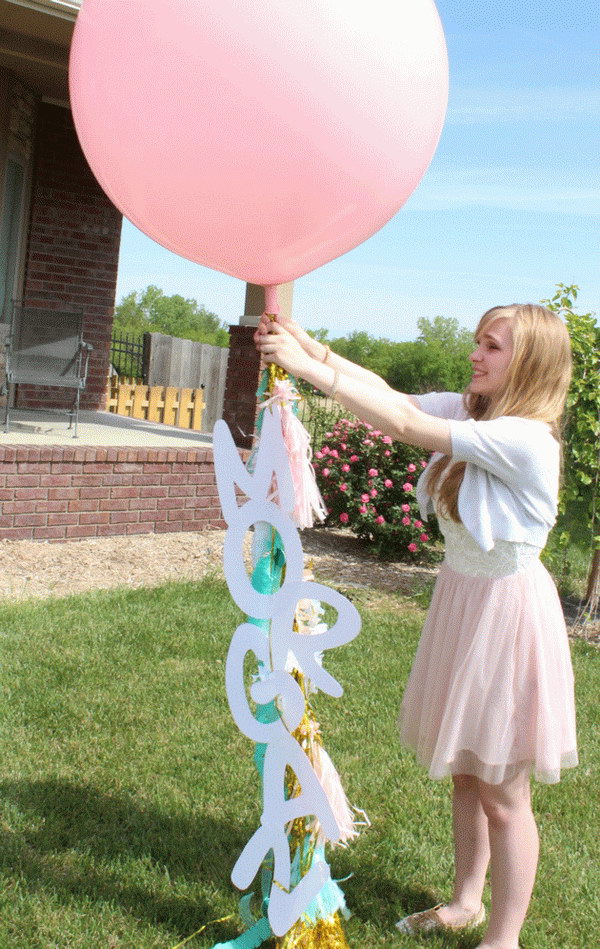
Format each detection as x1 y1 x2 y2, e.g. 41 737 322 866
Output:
0 579 596 948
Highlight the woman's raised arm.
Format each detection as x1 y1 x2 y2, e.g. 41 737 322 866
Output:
256 320 450 455
254 313 397 392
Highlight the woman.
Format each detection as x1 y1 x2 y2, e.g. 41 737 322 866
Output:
255 303 577 949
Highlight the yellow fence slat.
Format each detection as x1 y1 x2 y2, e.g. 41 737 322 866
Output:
177 388 192 428
107 380 204 431
191 388 204 431
163 387 179 427
117 383 133 416
132 384 149 420
147 386 164 422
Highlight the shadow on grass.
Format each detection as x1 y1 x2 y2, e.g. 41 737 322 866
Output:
0 778 250 942
0 779 482 947
333 856 481 948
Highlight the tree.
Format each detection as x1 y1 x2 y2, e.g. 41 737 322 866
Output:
306 316 475 394
113 285 229 347
386 316 473 394
543 284 600 617
330 330 400 380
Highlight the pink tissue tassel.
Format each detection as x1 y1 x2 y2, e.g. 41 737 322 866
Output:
261 379 328 529
310 743 359 847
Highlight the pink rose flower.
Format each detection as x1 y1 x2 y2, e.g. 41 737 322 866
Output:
402 516 411 526
340 443 347 450
420 533 429 542
322 468 330 477
340 483 348 491
325 432 333 438
330 449 339 459
420 460 428 468
375 515 385 524
359 505 367 514
361 493 370 502
339 512 349 524
384 479 393 488
315 451 323 459
414 519 423 528
403 482 413 492
372 430 382 437
350 454 359 462
382 435 392 445
321 446 330 455
407 542 418 552
370 489 378 498
401 504 410 513
384 450 391 457
342 464 350 472
368 468 378 477
407 463 417 472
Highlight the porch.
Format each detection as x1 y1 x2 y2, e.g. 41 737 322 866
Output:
0 409 229 543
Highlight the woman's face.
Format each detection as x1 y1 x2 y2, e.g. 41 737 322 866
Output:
469 317 514 397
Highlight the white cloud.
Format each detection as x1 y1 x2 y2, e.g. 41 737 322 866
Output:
446 86 600 124
407 183 600 215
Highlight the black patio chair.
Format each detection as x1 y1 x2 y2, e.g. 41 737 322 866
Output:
3 303 93 438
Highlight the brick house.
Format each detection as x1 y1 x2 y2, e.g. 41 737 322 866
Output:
0 0 121 413
0 0 281 542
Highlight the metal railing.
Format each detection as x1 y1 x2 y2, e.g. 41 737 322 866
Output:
110 333 145 380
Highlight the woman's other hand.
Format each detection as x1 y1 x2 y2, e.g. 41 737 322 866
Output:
254 314 326 361
255 320 313 378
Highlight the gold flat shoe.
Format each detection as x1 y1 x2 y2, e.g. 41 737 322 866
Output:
395 902 486 935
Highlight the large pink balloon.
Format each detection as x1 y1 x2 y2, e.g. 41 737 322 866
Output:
69 0 448 287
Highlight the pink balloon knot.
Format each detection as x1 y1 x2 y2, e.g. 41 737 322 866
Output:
263 284 280 315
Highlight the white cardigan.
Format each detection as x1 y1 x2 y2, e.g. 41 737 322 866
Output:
414 392 560 553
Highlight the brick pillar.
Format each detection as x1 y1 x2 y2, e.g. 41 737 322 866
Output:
221 325 262 449
18 102 122 411
221 283 294 449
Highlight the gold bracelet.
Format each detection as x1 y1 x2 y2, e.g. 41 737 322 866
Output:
330 368 340 400
321 343 331 363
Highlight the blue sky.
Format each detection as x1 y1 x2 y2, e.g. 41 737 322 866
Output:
114 1 599 341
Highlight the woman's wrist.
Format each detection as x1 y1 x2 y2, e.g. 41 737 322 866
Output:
304 337 327 361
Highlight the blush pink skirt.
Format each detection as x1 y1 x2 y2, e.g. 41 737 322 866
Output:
399 556 578 785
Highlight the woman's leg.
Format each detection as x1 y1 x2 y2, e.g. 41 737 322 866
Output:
434 773 490 925
476 769 539 949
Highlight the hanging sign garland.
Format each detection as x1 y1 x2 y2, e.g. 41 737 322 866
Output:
212 366 364 948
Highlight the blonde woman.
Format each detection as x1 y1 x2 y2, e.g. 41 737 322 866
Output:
255 304 577 949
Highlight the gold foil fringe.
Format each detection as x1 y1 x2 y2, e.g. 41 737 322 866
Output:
276 913 350 949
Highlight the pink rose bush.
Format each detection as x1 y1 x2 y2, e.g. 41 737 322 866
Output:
312 418 441 560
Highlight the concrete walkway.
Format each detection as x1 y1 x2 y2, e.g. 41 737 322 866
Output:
0 409 214 448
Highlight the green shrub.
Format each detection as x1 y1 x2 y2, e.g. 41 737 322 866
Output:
313 417 441 560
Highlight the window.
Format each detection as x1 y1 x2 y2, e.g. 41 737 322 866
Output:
0 157 26 323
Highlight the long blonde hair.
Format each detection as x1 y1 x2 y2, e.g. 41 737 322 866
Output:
428 303 572 522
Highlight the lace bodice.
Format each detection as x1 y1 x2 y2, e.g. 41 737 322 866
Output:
438 515 541 578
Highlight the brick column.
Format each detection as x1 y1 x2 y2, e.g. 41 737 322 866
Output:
221 325 262 449
221 283 294 449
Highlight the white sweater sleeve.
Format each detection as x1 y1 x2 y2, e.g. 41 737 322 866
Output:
449 416 558 489
415 391 467 420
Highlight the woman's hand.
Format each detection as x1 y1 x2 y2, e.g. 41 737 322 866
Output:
254 314 324 361
255 321 314 379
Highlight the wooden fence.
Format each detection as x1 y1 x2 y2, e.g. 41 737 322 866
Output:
145 333 228 431
109 332 229 432
107 379 205 431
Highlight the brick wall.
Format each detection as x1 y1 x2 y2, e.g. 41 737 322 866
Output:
17 102 122 412
0 445 231 542
221 325 262 449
